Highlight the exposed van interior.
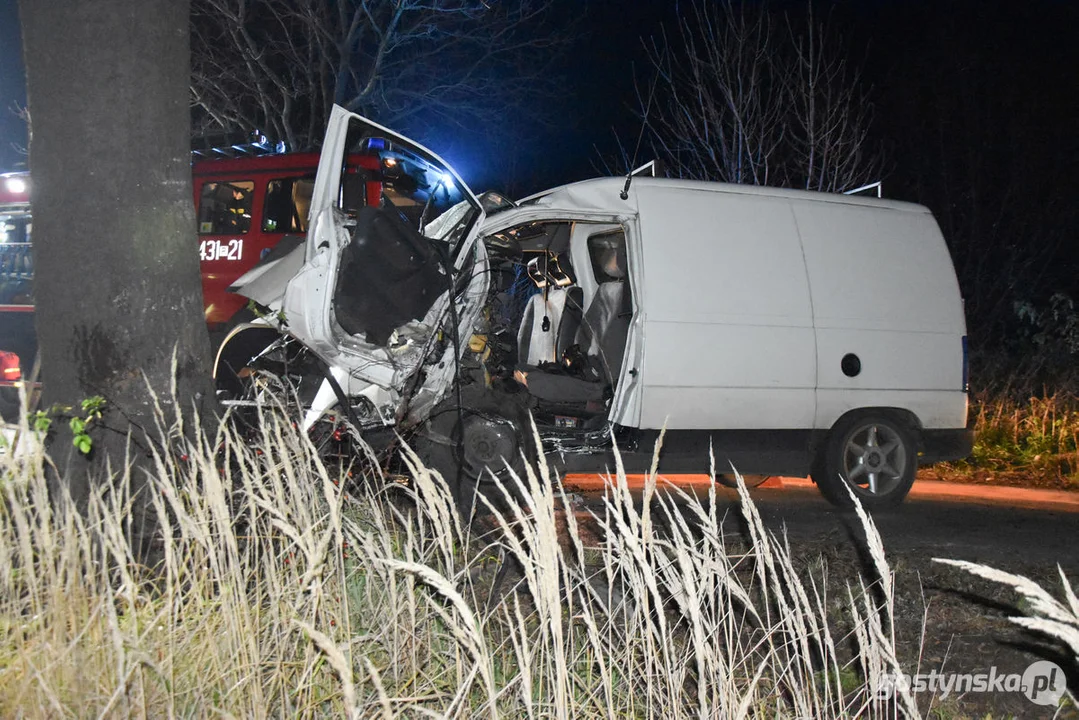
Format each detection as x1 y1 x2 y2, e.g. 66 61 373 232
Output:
332 206 445 346
478 220 633 430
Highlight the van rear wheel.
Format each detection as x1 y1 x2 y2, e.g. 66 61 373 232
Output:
812 414 917 509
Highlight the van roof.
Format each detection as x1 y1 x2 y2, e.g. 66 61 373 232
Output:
192 152 380 177
520 176 930 214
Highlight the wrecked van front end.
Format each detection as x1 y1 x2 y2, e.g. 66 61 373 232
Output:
215 109 647 490
216 108 491 438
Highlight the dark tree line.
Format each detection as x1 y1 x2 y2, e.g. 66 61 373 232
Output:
635 0 880 193
624 0 1079 393
865 0 1079 392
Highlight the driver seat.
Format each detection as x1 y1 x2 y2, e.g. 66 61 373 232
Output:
516 254 582 367
517 286 584 366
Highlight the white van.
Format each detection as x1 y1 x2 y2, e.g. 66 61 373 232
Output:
218 107 972 508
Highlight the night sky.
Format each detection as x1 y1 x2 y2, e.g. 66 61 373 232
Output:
2 1 1076 209
0 0 25 171
0 1 675 183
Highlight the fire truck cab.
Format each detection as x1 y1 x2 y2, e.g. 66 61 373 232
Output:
0 172 34 419
192 151 384 331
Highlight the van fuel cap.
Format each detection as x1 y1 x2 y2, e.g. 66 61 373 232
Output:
841 353 861 377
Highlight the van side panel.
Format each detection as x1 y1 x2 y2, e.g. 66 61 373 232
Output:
791 201 968 430
635 187 816 430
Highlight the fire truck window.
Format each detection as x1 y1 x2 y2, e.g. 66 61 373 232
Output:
0 213 33 304
379 172 458 232
198 181 254 234
262 177 315 233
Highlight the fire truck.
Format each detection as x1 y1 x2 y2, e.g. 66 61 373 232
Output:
0 141 421 419
0 172 34 419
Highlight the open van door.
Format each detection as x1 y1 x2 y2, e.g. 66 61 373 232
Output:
221 106 490 430
278 107 486 364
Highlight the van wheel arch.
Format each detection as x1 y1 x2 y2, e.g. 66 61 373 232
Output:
212 324 287 400
813 407 923 452
811 407 922 509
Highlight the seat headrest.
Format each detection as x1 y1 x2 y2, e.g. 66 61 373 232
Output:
527 254 573 288
600 248 626 280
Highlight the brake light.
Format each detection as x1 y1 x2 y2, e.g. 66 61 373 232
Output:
961 335 969 392
0 351 21 382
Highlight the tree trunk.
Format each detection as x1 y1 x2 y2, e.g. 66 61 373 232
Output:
20 0 214 504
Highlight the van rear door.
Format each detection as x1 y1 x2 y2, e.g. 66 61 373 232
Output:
792 200 968 431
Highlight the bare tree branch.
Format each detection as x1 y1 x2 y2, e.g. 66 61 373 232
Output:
190 0 568 151
634 0 879 193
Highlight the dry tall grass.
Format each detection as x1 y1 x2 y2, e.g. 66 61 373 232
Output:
933 558 1079 667
1 399 1052 718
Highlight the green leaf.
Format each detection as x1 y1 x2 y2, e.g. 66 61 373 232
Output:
80 395 107 416
31 411 52 434
74 434 92 455
69 417 86 435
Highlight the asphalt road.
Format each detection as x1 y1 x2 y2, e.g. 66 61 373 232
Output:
567 479 1079 573
552 477 1079 717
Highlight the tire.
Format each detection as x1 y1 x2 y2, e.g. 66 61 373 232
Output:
213 329 317 439
812 413 917 509
209 306 261 352
0 387 20 423
414 402 534 517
